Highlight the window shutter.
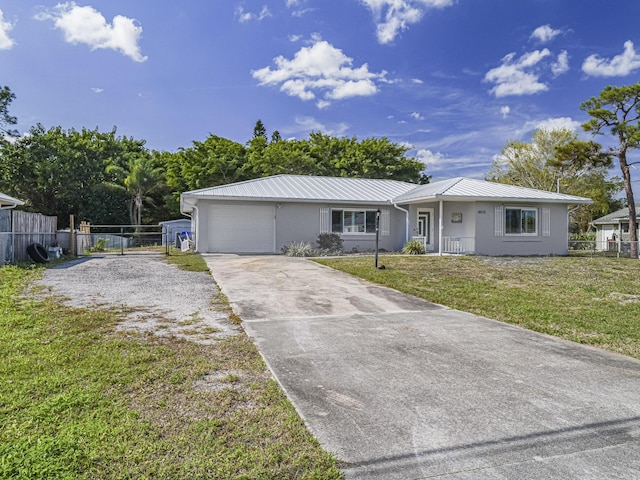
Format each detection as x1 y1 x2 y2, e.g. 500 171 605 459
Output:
494 206 504 236
319 207 330 233
542 207 551 237
380 209 390 236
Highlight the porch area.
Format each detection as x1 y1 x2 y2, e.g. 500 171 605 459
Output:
411 236 476 255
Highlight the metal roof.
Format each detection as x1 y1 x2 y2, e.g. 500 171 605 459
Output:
391 177 593 204
0 192 24 208
591 206 639 225
181 175 593 213
182 174 417 206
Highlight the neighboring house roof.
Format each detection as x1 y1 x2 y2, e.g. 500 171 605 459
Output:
392 177 592 204
181 175 593 213
181 174 417 208
159 219 191 226
0 192 24 209
591 205 640 225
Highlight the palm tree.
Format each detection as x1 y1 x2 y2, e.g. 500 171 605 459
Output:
124 156 159 226
106 155 159 226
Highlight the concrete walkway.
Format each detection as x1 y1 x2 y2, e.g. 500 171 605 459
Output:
204 254 640 479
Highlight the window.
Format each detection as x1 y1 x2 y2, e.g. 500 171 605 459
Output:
331 209 378 234
505 207 537 235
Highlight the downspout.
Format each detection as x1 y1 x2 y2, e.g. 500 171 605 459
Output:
180 196 198 252
190 206 199 251
567 205 581 253
393 203 410 245
438 200 444 256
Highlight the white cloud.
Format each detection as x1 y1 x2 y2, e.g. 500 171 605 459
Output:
410 112 424 121
284 0 313 17
252 39 387 108
582 40 640 77
534 117 581 132
35 2 147 62
518 117 581 136
484 49 551 97
288 34 303 42
551 50 569 76
411 78 423 84
237 9 252 23
0 9 15 50
500 106 510 118
416 149 446 167
291 8 314 18
237 5 272 23
360 0 455 45
91 87 104 93
530 24 561 43
283 116 350 136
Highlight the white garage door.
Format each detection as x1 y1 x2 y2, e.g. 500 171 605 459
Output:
208 204 275 253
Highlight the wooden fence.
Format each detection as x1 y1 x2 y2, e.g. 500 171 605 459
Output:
0 210 11 265
1 211 58 264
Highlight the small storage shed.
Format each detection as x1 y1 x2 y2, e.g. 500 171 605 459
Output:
159 219 192 247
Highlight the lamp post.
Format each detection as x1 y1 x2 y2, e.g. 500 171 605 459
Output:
375 209 380 269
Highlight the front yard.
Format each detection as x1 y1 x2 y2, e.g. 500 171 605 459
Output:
0 258 342 480
315 255 640 361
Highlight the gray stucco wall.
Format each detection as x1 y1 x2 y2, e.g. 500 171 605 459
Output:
276 202 406 252
191 198 572 255
474 201 569 256
193 199 408 254
403 201 571 255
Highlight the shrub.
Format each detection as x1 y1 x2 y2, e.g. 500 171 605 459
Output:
90 237 110 252
282 241 315 257
402 239 425 255
570 232 596 241
316 233 343 253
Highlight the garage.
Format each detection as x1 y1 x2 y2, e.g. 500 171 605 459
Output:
207 204 275 253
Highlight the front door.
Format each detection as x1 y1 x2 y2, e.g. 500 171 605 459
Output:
417 209 434 251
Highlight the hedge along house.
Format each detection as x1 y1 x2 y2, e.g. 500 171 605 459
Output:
180 175 592 256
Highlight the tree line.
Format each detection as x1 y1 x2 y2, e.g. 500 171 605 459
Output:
0 99 426 228
2 82 640 250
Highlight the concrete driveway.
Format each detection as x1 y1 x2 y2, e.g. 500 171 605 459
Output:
204 255 640 479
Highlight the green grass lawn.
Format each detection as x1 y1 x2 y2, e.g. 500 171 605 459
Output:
314 255 640 360
0 258 342 480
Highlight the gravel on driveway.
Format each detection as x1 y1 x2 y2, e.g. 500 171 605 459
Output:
36 254 240 344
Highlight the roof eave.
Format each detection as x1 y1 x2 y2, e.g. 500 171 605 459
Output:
180 193 393 205
394 194 593 205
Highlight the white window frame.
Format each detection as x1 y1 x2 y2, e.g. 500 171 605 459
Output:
505 207 538 236
331 208 379 235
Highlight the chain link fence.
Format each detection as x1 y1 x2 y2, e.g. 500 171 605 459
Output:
74 224 169 256
568 240 640 258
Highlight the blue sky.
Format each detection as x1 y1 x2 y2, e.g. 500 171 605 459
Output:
2 0 640 180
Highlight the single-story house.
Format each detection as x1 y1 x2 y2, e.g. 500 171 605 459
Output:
180 175 592 256
591 205 640 251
